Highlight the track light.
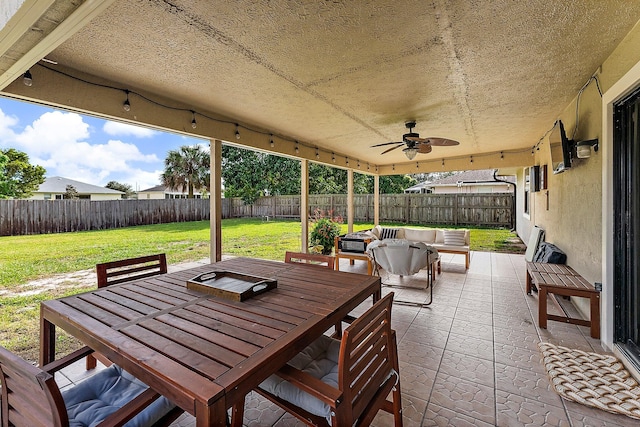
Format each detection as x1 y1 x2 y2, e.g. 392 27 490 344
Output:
346 157 349 166
270 135 274 148
295 142 299 154
23 70 33 86
470 156 473 164
191 111 197 129
500 151 504 160
367 163 370 171
357 160 360 168
416 162 419 169
235 124 240 140
315 148 319 159
332 153 336 163
123 90 131 112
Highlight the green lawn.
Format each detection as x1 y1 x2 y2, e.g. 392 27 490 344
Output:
0 218 523 362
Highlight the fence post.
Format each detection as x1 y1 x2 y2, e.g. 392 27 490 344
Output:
454 194 459 226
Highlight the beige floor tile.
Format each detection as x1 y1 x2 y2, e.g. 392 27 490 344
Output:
430 373 496 424
438 350 495 387
445 333 494 361
423 403 496 426
495 390 570 427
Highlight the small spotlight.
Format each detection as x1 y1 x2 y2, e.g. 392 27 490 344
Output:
123 90 131 112
270 135 274 147
23 70 33 86
235 124 240 140
191 111 197 129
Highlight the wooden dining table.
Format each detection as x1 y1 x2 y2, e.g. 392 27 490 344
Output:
40 257 381 427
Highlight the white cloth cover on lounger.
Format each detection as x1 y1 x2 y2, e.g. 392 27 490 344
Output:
367 239 438 276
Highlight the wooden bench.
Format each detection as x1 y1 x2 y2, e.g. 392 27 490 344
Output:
526 261 600 338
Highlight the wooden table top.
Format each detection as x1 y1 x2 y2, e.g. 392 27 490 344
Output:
40 257 380 423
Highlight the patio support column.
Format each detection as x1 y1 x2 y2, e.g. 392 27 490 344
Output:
374 175 380 226
301 159 309 251
210 139 222 262
347 169 354 233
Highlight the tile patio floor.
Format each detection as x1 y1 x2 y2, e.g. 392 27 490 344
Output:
57 252 637 426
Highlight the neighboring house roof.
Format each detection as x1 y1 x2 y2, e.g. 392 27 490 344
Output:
36 176 124 194
406 169 516 192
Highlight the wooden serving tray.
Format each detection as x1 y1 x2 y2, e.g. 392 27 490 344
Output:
187 271 277 301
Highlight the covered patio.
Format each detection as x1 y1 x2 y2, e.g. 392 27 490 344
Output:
3 1 640 425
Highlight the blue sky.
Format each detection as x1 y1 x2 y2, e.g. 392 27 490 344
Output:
0 96 206 191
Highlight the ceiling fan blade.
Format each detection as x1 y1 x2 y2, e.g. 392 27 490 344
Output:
418 144 433 154
404 135 428 143
371 141 403 147
381 144 403 154
425 137 460 146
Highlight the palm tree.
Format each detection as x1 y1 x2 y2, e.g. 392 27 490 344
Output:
160 145 210 198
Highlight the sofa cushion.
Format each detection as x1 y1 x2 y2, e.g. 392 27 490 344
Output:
443 230 467 246
403 228 436 243
380 227 398 239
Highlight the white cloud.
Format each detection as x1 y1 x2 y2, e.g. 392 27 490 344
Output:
103 121 158 138
1 109 163 190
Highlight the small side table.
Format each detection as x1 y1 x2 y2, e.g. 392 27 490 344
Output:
335 251 373 275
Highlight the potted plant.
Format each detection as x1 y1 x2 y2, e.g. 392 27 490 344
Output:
309 209 343 255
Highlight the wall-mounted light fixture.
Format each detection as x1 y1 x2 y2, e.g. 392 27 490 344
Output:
23 70 33 86
575 138 599 159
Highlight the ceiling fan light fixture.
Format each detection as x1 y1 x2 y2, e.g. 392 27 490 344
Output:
403 147 418 160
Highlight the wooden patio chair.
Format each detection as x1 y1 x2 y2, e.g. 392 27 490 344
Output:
87 253 168 369
285 251 335 269
0 344 183 427
231 292 403 427
96 253 168 288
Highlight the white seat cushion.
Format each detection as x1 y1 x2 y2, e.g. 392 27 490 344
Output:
259 335 341 425
62 364 176 427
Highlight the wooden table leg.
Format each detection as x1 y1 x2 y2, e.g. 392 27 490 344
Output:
40 312 56 366
195 399 227 427
335 256 341 271
538 285 548 330
366 259 373 275
590 294 601 339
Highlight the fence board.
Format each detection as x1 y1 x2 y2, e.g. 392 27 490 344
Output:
0 193 513 236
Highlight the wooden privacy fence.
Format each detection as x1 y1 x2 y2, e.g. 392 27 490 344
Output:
0 199 210 236
224 193 514 228
0 193 513 236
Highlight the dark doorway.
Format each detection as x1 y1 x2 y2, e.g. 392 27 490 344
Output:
613 85 640 368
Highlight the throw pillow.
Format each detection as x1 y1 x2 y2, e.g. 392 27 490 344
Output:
380 228 398 239
443 230 466 246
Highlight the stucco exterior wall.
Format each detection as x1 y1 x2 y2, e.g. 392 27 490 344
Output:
517 19 640 320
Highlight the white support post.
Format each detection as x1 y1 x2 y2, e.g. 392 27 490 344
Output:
210 139 222 262
301 159 309 251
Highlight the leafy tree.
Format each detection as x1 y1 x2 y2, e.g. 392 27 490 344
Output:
64 185 79 199
161 145 210 198
105 181 134 199
366 175 418 194
221 145 265 204
0 148 46 199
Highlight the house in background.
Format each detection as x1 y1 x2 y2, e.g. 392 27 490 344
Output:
405 169 515 194
30 176 124 200
137 184 207 200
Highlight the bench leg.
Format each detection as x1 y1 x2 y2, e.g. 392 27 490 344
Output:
538 286 548 330
465 253 469 269
526 271 532 295
590 294 601 339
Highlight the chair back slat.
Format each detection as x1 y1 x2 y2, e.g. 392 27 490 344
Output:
0 346 66 427
338 293 395 424
285 252 335 269
97 254 167 287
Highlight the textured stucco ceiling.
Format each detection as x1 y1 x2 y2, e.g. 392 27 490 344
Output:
2 0 640 169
